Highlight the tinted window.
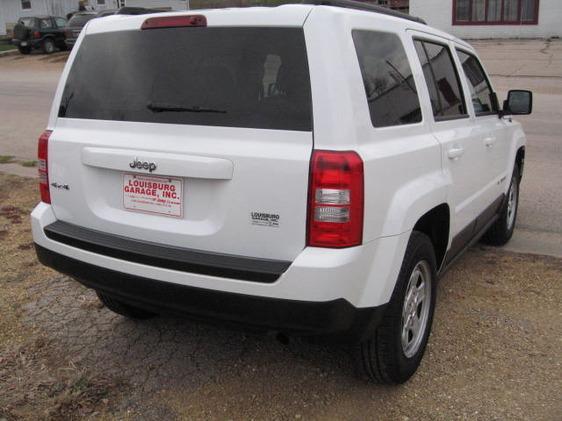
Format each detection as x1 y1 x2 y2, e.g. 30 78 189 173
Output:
39 18 53 29
55 17 67 28
59 28 312 131
19 17 35 27
457 50 497 115
414 40 467 120
68 14 97 26
353 30 422 128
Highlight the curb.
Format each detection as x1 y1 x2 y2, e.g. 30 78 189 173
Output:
0 49 19 57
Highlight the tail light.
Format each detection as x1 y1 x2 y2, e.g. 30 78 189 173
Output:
141 15 207 30
33 31 41 39
38 130 52 204
307 150 364 248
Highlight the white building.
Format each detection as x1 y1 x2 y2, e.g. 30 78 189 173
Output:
0 0 188 35
410 0 562 39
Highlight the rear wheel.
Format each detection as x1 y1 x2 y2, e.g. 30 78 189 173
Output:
96 291 156 320
42 38 55 54
481 165 520 246
18 46 31 55
355 232 437 384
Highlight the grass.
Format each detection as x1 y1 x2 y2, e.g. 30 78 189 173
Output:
0 156 38 167
0 43 16 53
0 155 15 164
20 160 37 168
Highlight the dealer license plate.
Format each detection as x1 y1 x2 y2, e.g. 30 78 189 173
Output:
123 174 183 218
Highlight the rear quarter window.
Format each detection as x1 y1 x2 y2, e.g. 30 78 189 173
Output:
39 18 53 29
352 30 422 128
59 27 312 131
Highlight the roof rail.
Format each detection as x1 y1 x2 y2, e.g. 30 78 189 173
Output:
301 0 427 25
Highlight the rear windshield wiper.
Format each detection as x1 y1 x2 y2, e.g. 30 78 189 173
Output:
147 103 227 114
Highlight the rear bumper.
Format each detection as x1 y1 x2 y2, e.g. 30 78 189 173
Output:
11 39 40 48
43 220 291 283
32 202 409 316
35 244 386 341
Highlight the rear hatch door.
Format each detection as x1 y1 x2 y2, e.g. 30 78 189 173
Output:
49 23 313 263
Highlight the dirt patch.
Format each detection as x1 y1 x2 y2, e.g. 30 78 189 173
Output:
0 173 126 420
0 172 560 420
0 205 25 224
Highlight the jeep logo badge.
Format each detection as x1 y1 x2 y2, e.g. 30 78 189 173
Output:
129 158 157 173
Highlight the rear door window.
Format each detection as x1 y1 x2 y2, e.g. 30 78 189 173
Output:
456 50 497 116
352 30 422 128
414 40 467 121
59 27 312 131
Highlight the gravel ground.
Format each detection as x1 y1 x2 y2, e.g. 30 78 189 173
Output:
0 173 561 420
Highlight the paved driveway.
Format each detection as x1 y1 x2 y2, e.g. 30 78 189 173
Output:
0 40 561 257
471 39 562 257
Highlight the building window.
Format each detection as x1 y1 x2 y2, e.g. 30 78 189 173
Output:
21 0 32 10
97 0 105 4
453 0 539 25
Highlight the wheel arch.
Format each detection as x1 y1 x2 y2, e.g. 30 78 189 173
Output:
412 203 450 270
516 145 525 179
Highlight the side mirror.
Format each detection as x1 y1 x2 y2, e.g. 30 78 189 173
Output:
501 90 533 117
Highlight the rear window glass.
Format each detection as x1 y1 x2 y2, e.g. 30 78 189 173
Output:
19 17 35 27
59 27 312 131
68 14 97 26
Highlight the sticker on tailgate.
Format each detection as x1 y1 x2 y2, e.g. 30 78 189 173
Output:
123 174 183 218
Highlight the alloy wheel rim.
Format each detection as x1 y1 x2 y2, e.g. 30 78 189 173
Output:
506 178 518 230
401 260 432 358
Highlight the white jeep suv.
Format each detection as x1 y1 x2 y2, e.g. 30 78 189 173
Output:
32 0 532 383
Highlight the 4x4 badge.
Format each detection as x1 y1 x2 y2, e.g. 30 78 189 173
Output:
129 158 157 173
50 182 70 190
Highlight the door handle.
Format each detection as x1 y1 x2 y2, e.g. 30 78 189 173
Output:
484 137 497 148
447 146 465 160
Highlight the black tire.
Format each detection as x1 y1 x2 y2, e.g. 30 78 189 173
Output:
355 231 437 384
481 165 520 246
42 38 56 54
18 46 31 55
96 291 156 320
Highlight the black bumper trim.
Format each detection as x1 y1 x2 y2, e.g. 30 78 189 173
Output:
35 244 386 341
44 221 290 283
